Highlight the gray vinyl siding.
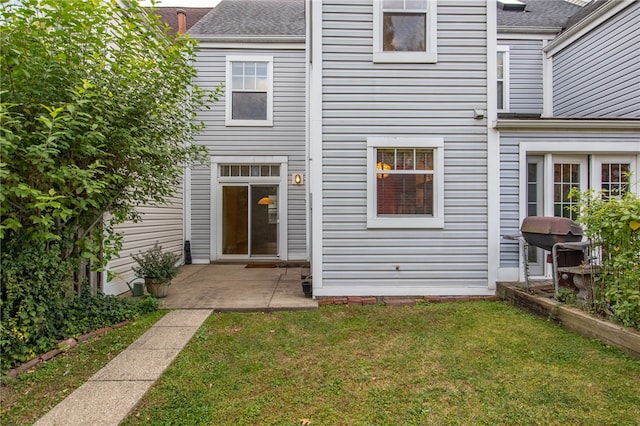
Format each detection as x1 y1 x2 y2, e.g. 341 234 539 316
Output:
106 187 184 295
191 46 307 261
320 0 489 293
499 132 639 267
498 37 544 114
553 2 640 118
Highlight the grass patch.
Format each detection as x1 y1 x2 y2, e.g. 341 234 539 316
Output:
0 310 166 425
123 302 640 425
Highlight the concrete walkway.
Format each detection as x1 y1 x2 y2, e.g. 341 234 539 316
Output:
35 265 316 425
34 310 212 426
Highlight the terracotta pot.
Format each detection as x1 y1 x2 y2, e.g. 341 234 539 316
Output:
144 277 171 298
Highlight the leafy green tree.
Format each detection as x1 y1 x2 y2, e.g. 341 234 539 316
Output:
0 0 220 371
1 0 219 264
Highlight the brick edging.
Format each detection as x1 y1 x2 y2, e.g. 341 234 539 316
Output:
317 295 499 306
5 320 131 380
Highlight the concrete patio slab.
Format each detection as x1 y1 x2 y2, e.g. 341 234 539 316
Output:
158 264 317 311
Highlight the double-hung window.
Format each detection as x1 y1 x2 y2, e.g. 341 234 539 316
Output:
373 0 438 63
367 137 444 228
497 46 509 112
225 56 273 126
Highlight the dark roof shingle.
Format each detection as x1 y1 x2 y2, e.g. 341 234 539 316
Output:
189 0 305 37
498 0 583 30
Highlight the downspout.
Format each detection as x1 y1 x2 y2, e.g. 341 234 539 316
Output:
178 8 193 264
486 0 500 289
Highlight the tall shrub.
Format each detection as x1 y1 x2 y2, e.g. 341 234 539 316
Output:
0 0 219 372
0 0 221 263
573 190 640 328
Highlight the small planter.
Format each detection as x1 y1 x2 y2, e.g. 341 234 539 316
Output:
132 243 180 299
145 277 171 298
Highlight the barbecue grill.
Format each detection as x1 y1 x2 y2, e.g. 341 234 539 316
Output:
518 216 588 296
520 216 583 251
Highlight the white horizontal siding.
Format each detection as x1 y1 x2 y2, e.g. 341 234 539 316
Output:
191 47 307 260
319 0 489 295
498 37 544 114
106 185 184 295
553 2 640 118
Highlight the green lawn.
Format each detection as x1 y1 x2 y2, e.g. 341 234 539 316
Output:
0 310 166 425
121 302 640 426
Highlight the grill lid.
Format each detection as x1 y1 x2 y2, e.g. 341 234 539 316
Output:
521 216 583 236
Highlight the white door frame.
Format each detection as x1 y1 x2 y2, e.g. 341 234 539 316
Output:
517 141 640 281
211 156 288 261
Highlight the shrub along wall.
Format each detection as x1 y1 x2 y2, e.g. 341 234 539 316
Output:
0 241 158 375
574 189 640 328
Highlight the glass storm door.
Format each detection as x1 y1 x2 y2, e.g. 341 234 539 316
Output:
222 185 278 257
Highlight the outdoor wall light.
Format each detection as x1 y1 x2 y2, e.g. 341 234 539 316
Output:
292 173 304 185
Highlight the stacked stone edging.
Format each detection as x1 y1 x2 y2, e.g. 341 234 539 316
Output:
5 320 131 380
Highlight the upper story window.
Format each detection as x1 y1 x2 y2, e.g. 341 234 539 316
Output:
373 0 438 63
225 56 273 126
367 137 445 228
497 46 509 112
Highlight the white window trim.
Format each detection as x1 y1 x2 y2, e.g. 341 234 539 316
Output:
497 45 510 112
225 55 274 127
373 0 438 63
366 137 445 229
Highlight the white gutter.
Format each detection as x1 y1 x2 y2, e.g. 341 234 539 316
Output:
190 35 305 43
495 118 640 131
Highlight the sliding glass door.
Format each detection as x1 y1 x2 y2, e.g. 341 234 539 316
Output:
222 184 278 257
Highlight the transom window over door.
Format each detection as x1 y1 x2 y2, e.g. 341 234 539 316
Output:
225 56 273 126
373 0 438 63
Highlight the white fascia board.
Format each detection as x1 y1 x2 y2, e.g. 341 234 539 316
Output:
497 31 558 40
498 26 562 35
196 41 305 50
487 0 499 291
495 119 640 131
544 0 635 57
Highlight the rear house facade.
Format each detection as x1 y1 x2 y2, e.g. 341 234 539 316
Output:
104 0 638 298
187 0 308 264
309 0 497 297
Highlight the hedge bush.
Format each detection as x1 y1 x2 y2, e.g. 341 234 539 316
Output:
573 189 640 328
0 241 158 375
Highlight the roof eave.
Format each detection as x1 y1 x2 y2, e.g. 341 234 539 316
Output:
498 26 563 34
494 118 640 131
544 0 635 56
190 35 305 43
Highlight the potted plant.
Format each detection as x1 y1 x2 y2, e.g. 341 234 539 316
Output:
132 243 181 298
